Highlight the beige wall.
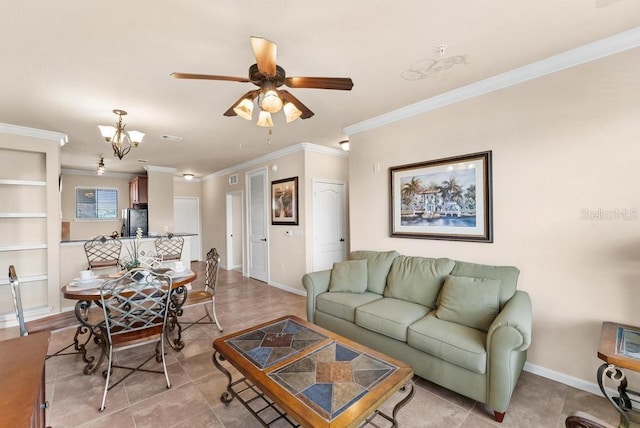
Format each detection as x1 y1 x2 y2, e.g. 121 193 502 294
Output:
347 48 640 385
146 167 175 234
60 172 131 240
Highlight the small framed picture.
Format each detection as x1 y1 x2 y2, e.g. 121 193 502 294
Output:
271 176 299 225
390 151 493 242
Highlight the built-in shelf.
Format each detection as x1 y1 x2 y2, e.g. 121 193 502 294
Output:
0 213 47 218
0 179 46 187
0 244 47 252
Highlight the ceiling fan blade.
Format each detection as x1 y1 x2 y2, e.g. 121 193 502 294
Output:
171 72 250 83
223 90 260 117
285 76 353 91
250 36 277 77
279 90 314 119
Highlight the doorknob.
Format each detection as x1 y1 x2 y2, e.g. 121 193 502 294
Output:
260 238 267 242
339 238 345 242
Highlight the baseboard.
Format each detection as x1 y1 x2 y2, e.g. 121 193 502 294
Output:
524 362 614 397
268 280 307 296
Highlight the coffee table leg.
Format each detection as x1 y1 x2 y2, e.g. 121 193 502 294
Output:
212 351 235 405
368 382 415 428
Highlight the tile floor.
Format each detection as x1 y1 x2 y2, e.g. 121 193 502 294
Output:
1 263 621 427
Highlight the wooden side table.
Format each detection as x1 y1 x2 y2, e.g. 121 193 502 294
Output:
0 331 50 427
597 322 640 428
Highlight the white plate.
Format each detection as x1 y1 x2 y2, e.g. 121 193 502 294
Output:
74 277 98 284
69 278 104 288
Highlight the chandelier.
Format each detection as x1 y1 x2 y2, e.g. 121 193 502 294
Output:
232 87 303 127
98 109 145 160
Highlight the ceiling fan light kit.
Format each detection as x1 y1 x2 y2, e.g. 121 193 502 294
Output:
172 36 353 128
98 109 145 160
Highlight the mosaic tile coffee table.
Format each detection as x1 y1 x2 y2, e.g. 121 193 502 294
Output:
212 315 414 428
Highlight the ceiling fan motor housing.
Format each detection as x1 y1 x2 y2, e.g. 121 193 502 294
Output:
249 64 286 88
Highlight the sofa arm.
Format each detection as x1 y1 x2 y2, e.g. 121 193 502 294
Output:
302 270 331 323
486 290 532 412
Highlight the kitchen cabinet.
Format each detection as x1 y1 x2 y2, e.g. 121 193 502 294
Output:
129 176 148 207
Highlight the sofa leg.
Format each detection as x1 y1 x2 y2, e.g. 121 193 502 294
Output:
494 411 505 423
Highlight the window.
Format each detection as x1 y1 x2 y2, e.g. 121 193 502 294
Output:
76 188 118 219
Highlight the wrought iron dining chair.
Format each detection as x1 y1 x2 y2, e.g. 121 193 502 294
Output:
98 268 172 412
178 248 223 332
84 235 122 270
8 265 80 358
154 234 184 262
565 411 615 428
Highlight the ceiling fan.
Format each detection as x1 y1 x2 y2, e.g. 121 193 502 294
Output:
171 37 354 126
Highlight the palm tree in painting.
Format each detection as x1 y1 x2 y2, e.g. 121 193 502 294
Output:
440 176 463 203
401 177 423 208
464 184 476 210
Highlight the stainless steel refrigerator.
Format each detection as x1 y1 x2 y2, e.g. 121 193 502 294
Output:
121 209 148 237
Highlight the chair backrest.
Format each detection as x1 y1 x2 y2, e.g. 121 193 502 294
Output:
204 248 221 297
154 234 184 261
84 235 122 269
8 265 28 337
99 268 172 345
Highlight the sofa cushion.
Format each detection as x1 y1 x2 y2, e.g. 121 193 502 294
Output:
316 292 382 322
451 261 520 307
329 259 368 293
384 256 455 309
355 297 430 342
348 250 400 294
435 275 501 332
408 313 487 374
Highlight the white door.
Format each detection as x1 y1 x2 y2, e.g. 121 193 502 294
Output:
247 169 269 282
174 197 201 261
313 180 347 271
225 191 243 271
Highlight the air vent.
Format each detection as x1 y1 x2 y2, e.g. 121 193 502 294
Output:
229 174 238 185
161 135 183 142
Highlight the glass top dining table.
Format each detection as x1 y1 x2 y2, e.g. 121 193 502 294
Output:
60 268 197 375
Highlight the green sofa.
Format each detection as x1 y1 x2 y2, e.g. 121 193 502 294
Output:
302 250 532 422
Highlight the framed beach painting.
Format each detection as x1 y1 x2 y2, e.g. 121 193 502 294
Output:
390 151 493 242
271 176 299 225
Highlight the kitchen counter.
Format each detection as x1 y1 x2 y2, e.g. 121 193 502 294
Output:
60 233 197 246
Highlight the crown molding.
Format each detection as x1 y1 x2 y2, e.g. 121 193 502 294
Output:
204 142 345 181
61 168 137 179
144 165 176 173
0 122 68 146
344 27 640 136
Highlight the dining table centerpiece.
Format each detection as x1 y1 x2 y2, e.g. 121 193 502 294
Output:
122 227 143 270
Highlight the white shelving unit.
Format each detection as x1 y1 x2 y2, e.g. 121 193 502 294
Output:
0 124 66 326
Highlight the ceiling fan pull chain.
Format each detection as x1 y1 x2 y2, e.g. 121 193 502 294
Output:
267 128 272 145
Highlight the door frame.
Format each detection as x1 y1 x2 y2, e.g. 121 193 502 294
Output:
245 167 269 281
225 190 244 271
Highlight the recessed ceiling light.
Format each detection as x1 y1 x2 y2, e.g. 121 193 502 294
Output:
161 135 183 142
183 173 194 181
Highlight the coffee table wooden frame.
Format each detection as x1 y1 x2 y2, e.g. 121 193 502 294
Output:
212 315 414 428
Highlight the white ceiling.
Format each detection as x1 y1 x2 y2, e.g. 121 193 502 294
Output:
1 1 638 177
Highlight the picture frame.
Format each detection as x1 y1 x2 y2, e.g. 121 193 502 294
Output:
390 151 493 242
271 176 299 225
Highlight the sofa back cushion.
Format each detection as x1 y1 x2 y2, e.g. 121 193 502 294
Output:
384 256 455 308
348 250 400 294
450 261 520 307
435 275 501 331
329 260 368 293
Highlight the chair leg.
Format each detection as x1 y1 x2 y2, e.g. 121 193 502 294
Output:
210 297 223 332
160 338 171 389
100 346 113 412
494 411 505 422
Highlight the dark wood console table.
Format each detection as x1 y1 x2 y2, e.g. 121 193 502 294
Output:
0 331 50 428
597 321 640 428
